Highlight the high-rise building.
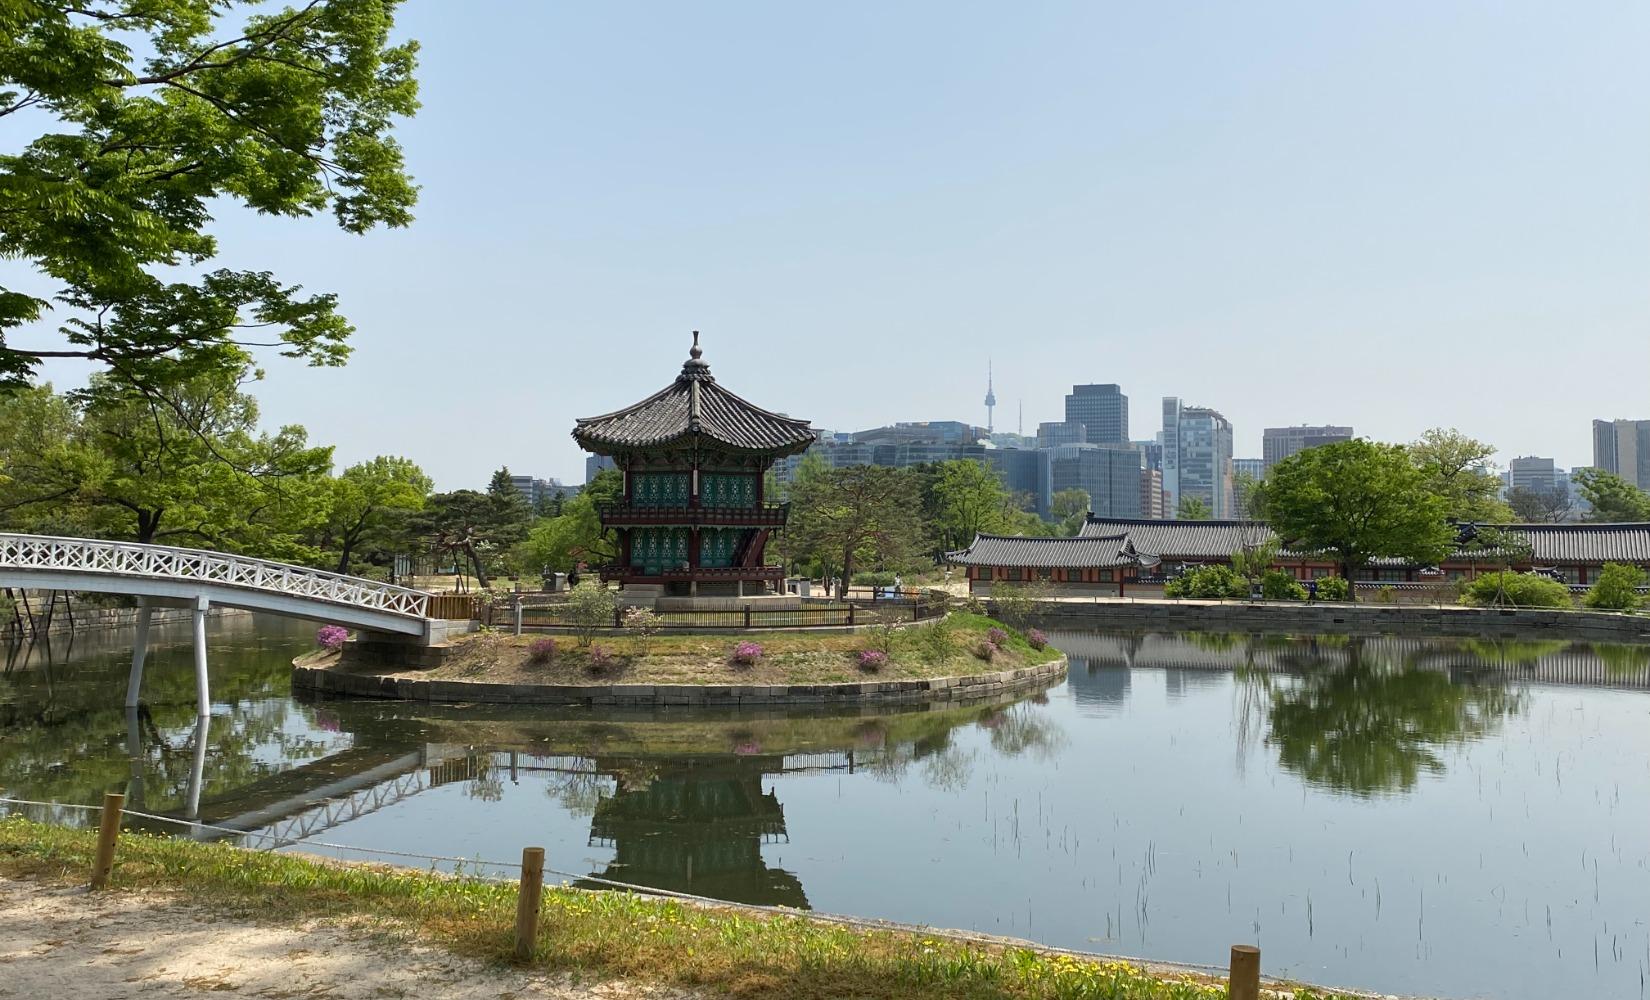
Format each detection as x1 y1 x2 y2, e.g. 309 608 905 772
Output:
1593 419 1650 490
1262 425 1354 470
1231 458 1264 517
1507 456 1558 493
985 448 1053 516
1036 421 1087 449
585 454 617 483
1132 439 1163 472
1048 444 1141 519
1064 384 1129 445
1162 398 1235 518
1140 468 1165 519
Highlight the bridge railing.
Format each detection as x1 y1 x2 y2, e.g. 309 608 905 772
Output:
0 534 431 619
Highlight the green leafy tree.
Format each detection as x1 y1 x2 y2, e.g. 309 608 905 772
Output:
485 466 535 562
564 580 617 647
517 469 621 575
1461 571 1572 609
1050 488 1089 536
324 456 430 573
1409 428 1512 523
1574 468 1650 523
417 490 495 588
0 1 419 391
1175 495 1213 520
1261 569 1308 601
1233 469 1269 520
1267 439 1454 601
1230 538 1280 583
1583 563 1646 612
790 465 927 598
1163 564 1247 599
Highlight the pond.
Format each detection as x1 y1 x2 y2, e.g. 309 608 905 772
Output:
3 615 1648 1000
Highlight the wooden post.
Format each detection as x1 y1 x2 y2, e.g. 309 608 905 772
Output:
1228 945 1260 1000
514 846 545 961
91 791 124 889
846 605 855 626
743 604 751 628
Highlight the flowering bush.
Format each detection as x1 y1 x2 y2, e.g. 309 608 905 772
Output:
972 640 997 662
857 649 888 671
316 625 348 651
1026 628 1047 650
986 627 1009 648
528 637 557 664
731 641 764 666
587 644 613 672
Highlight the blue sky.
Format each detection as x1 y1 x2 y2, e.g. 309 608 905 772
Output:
29 2 1650 487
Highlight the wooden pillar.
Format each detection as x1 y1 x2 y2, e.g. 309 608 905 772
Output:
125 599 152 708
1228 945 1260 1000
192 597 210 718
515 846 545 961
91 792 124 890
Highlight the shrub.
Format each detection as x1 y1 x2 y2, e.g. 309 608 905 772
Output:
1376 585 1396 604
1462 571 1573 609
986 627 1009 649
1026 628 1048 650
586 643 613 672
857 648 888 671
527 637 557 664
316 625 349 651
1260 570 1307 601
1163 564 1247 600
972 640 997 662
1313 576 1351 602
621 606 663 652
565 582 618 646
917 614 956 662
731 641 764 666
1584 563 1647 612
852 571 896 588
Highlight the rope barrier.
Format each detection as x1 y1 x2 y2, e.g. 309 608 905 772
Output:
0 795 1366 991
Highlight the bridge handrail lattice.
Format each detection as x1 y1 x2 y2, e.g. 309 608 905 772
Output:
0 533 430 619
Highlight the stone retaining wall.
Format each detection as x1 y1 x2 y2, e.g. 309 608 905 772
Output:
1006 599 1650 642
3 602 252 637
292 654 1067 708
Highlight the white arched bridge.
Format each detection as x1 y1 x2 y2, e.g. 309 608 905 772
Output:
0 533 450 717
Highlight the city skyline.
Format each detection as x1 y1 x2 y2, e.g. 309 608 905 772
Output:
18 3 1648 490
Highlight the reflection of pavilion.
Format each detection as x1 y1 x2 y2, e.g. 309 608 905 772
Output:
581 755 807 909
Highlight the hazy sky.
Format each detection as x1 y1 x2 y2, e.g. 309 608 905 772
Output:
26 2 1650 487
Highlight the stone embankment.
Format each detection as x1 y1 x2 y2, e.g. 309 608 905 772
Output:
1007 597 1650 642
2 601 251 637
293 654 1067 708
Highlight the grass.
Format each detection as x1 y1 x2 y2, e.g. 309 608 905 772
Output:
0 816 1341 1000
349 613 1064 687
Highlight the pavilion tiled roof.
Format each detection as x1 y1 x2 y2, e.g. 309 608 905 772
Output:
946 533 1138 569
573 334 815 457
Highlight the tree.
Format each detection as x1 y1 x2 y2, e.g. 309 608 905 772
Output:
1267 439 1454 600
789 465 927 598
0 2 419 392
1505 484 1573 523
1583 563 1647 612
1461 572 1572 609
1176 495 1212 520
927 459 1010 551
1230 538 1281 583
1233 469 1269 521
417 490 495 588
324 456 430 573
485 467 535 554
1573 469 1650 523
517 469 620 575
1050 488 1089 536
1409 428 1512 523
564 580 617 647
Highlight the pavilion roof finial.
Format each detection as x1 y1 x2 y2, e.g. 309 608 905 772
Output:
681 329 712 378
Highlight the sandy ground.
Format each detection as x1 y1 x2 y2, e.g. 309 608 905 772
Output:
0 877 699 1000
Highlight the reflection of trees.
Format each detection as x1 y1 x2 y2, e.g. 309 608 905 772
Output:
975 703 1067 759
1265 641 1523 796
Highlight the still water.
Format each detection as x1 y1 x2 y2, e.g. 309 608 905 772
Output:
3 615 1649 1000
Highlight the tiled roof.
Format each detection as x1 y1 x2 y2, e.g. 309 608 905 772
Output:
573 337 815 457
1080 517 1276 559
1516 523 1650 563
946 533 1137 569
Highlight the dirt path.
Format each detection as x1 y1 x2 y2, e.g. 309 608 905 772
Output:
0 877 698 1000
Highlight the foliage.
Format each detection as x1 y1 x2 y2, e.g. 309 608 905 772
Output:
518 469 621 575
621 606 663 652
1232 469 1269 520
586 644 613 672
415 490 498 588
1026 628 1048 650
925 459 1012 552
852 571 897 587
1174 495 1212 520
563 582 618 647
0 1 419 392
971 639 996 662
1163 564 1247 599
528 637 558 664
730 641 764 666
1574 468 1650 523
1582 563 1646 612
1505 484 1573 524
1229 538 1280 582
323 455 430 573
857 648 888 671
1312 576 1351 601
1408 428 1513 523
788 465 927 598
985 627 1009 649
484 467 536 564
1267 440 1453 601
1462 571 1573 609
868 621 901 656
988 578 1047 630
1261 569 1308 601
315 625 349 650
1049 488 1089 536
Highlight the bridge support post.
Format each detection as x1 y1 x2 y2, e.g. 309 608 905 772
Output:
192 596 210 718
125 599 152 708
186 715 209 823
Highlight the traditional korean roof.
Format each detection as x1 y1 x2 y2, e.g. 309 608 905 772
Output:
1080 516 1276 560
946 532 1139 569
573 334 816 457
1515 523 1650 563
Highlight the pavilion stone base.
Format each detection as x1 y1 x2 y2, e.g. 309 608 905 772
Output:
655 593 801 612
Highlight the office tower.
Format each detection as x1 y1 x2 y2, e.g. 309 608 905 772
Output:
1262 425 1354 470
1064 384 1129 445
1162 398 1235 518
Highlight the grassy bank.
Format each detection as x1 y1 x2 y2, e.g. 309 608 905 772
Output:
348 613 1063 687
0 817 1337 1000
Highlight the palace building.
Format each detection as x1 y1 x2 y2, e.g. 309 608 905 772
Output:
572 333 815 601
